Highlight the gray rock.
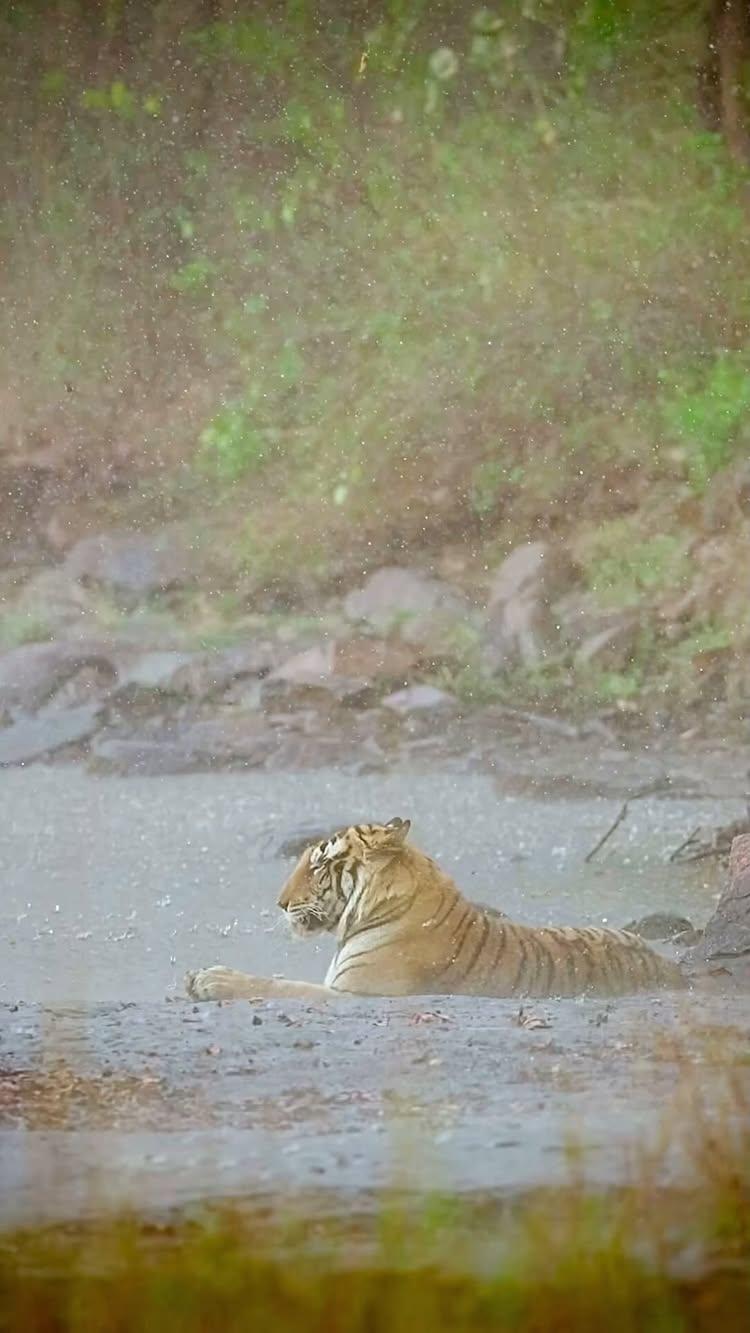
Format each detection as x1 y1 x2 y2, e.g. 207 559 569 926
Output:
672 926 704 948
260 675 374 710
271 825 331 859
5 568 97 636
220 679 264 710
264 637 419 710
381 684 457 714
699 833 750 959
90 717 275 776
269 642 344 687
168 642 280 699
483 542 575 672
574 619 639 671
89 737 207 777
0 641 116 712
44 661 116 710
64 528 198 599
113 651 195 693
183 717 275 762
554 591 639 671
343 567 469 638
270 637 417 689
623 912 696 942
0 704 102 767
263 731 360 770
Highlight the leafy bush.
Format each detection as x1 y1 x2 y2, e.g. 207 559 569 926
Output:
659 354 750 493
2 0 750 649
582 524 691 607
199 399 278 481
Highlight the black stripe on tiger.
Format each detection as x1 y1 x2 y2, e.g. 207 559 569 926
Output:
452 912 490 986
507 926 532 993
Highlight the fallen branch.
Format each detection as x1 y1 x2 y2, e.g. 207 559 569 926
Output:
669 817 750 866
668 828 701 863
585 799 631 863
585 780 673 863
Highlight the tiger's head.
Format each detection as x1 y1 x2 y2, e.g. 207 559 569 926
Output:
277 818 411 937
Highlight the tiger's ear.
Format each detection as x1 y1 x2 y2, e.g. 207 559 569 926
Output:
383 817 411 844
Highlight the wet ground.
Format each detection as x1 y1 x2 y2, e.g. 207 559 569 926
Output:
1 756 749 1226
3 993 750 1229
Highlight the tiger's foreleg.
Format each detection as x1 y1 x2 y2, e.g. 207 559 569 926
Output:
185 965 340 1002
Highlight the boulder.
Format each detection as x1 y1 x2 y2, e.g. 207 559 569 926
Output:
483 542 575 672
0 640 117 713
381 684 457 714
262 642 334 688
272 825 332 859
112 651 196 695
0 704 103 767
44 661 117 710
168 642 281 699
265 637 418 707
343 567 470 645
623 912 698 943
271 637 417 687
554 591 640 671
89 716 275 776
699 834 750 960
5 568 98 636
64 527 198 599
88 736 207 777
573 617 640 671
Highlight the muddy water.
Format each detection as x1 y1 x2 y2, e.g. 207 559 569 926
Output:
0 766 741 1004
1 761 748 1227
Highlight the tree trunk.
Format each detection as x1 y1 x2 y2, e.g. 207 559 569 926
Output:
699 0 750 163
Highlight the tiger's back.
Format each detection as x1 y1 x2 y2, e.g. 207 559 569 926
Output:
318 829 684 999
436 909 682 998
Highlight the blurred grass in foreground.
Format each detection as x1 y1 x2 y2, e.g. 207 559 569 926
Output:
0 1192 747 1333
1 1069 749 1333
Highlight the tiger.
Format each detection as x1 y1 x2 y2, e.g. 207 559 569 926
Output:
185 817 685 1003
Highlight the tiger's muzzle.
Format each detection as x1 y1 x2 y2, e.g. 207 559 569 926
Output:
284 905 327 937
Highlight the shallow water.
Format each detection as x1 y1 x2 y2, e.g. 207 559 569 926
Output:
1 762 749 1226
0 766 739 1004
1 991 749 1227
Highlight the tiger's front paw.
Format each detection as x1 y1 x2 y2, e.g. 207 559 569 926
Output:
185 965 255 1001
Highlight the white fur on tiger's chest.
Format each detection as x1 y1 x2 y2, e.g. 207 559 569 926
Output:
324 925 395 990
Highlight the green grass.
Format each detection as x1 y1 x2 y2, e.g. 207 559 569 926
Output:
2 4 748 511
660 353 750 494
1 2 750 705
578 522 693 610
1 1169 748 1333
0 612 54 650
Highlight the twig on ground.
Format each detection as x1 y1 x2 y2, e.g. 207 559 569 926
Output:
585 799 631 863
669 828 701 863
585 780 673 863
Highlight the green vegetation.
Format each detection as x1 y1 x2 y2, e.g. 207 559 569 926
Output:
1 1078 749 1333
579 523 692 609
660 352 750 493
0 612 53 650
1 1 750 702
